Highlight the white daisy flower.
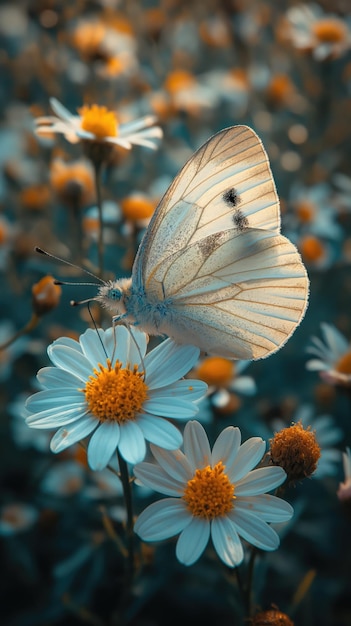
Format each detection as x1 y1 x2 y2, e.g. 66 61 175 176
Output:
25 327 207 470
306 322 351 386
134 421 293 568
35 98 163 150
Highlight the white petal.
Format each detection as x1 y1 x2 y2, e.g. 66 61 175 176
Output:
226 438 265 482
26 390 83 411
235 466 287 496
144 340 200 389
230 376 256 396
50 416 97 453
79 328 109 364
47 345 93 381
321 323 349 357
133 462 184 496
119 116 159 134
143 397 199 418
211 516 244 567
149 445 192 482
229 509 280 551
137 414 182 449
235 495 293 522
50 98 75 121
151 379 207 401
305 359 328 371
183 421 211 471
176 517 210 566
37 366 82 389
123 327 148 367
26 405 87 428
134 498 190 541
211 427 241 468
118 420 146 464
87 421 120 470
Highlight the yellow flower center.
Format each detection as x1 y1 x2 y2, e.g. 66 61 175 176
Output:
270 422 321 483
295 200 316 223
78 104 119 138
312 18 348 44
335 350 351 374
196 356 234 387
299 235 325 262
121 194 156 221
83 359 148 423
183 461 235 520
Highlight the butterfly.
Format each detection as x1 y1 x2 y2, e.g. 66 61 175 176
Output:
97 125 309 360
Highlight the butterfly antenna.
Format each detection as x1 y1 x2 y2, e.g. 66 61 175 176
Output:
87 303 108 359
35 247 105 284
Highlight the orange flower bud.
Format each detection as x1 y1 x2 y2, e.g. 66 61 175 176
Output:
32 276 61 316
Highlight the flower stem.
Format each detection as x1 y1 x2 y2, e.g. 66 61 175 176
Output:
0 313 39 351
117 450 135 579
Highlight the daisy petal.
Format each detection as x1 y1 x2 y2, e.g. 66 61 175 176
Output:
229 509 280 551
48 345 92 381
87 422 120 470
133 462 184 496
211 516 244 567
148 445 192 482
211 427 241 468
144 340 200 389
50 416 97 453
143 397 199 418
79 328 108 364
176 517 210 566
26 405 87 428
235 495 294 522
118 420 146 464
37 367 83 389
183 421 211 471
226 438 265 482
138 415 183 449
134 498 190 541
26 390 83 411
235 467 287 496
50 97 75 121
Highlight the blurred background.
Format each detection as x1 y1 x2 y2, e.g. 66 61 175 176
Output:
0 1 350 625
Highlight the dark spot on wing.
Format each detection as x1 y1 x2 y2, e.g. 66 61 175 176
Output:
223 187 241 207
198 232 224 258
232 210 249 231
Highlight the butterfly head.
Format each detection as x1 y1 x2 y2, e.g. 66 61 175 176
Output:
97 277 132 316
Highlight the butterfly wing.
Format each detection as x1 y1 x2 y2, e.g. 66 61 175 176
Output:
133 125 281 287
130 125 308 360
142 227 308 359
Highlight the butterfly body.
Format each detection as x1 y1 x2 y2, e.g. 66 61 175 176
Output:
98 125 309 360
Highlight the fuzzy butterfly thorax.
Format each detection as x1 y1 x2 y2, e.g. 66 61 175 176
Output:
97 125 309 360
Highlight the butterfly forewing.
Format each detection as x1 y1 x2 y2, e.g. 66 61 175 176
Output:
134 126 281 286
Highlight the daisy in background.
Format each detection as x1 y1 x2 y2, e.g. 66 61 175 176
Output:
285 4 351 61
25 327 207 470
35 98 163 151
271 404 343 479
306 322 351 387
134 421 292 567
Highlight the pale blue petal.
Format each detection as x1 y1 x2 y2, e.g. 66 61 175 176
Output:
229 509 280 551
176 517 210 566
26 405 87 428
118 420 146 464
143 397 199 419
138 415 183 449
79 329 109 364
26 390 83 411
211 516 244 567
50 97 75 121
226 438 265 482
235 467 287 496
87 422 120 470
305 359 328 371
211 427 241 468
148 445 192 482
235 495 294 522
134 498 190 541
230 376 256 396
183 421 211 471
144 340 200 389
50 416 97 452
123 327 148 367
150 379 207 401
51 337 83 352
47 345 93 381
37 367 82 389
321 322 349 356
133 462 184 496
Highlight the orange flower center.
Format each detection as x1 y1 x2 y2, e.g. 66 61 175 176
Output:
78 104 118 138
83 359 148 423
164 70 196 94
295 200 316 223
312 18 348 44
335 351 351 374
299 235 325 262
196 356 234 387
121 194 156 221
270 422 321 482
183 461 235 520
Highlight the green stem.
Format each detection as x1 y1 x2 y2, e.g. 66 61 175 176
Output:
117 450 135 579
93 162 104 281
0 313 39 351
245 547 258 617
